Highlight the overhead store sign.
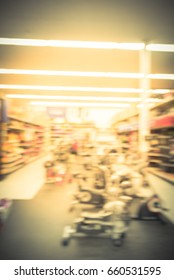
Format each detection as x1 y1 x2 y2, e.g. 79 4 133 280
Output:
117 122 139 132
46 107 66 119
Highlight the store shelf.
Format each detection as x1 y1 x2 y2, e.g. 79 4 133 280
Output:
0 116 46 180
147 168 174 224
8 127 26 131
148 167 174 186
0 152 47 178
150 98 174 112
1 155 23 164
147 98 174 174
9 115 43 127
159 145 170 149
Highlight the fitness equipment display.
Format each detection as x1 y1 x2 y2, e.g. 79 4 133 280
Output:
137 194 168 221
69 164 110 211
61 142 170 248
62 198 131 247
70 188 106 210
44 160 67 185
62 156 133 246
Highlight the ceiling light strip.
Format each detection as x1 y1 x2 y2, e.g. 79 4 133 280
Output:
0 84 143 93
30 101 131 108
146 44 174 52
6 94 140 102
0 84 172 94
1 38 174 52
6 94 162 103
0 69 144 78
150 89 171 94
148 74 174 80
1 69 174 80
0 38 145 50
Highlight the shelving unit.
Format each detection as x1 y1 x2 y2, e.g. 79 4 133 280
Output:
122 99 174 220
147 98 174 173
50 122 73 144
111 97 174 224
50 120 96 146
0 115 46 180
113 109 139 154
112 98 174 169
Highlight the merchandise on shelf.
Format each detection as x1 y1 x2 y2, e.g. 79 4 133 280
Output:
147 98 174 173
113 97 174 175
116 121 139 154
0 116 46 180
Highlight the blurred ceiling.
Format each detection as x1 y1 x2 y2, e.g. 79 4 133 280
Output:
0 0 174 105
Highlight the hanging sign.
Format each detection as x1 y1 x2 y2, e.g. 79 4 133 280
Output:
46 107 66 119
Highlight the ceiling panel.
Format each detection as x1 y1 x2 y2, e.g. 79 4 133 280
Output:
0 75 140 88
0 0 173 104
0 46 140 72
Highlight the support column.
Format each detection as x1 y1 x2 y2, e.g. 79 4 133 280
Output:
139 47 151 158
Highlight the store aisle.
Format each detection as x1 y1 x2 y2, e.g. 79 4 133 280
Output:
0 180 174 260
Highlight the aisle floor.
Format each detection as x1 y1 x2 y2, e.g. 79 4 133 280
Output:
0 182 174 260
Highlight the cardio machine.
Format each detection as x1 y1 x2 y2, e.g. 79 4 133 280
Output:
62 196 132 247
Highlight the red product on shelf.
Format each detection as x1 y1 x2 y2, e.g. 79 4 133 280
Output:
150 114 174 129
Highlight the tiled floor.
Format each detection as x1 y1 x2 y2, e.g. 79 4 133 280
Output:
0 157 173 260
0 182 173 260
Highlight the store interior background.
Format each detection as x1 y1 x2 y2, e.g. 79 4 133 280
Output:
0 0 174 260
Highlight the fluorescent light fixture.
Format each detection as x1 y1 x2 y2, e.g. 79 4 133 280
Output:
146 44 174 52
147 98 162 103
1 84 172 94
6 94 162 108
1 69 174 80
1 69 174 81
150 89 171 94
147 74 174 80
6 94 141 102
114 43 145 50
30 101 131 108
1 38 173 52
0 68 144 79
0 84 143 93
6 94 162 103
0 38 145 50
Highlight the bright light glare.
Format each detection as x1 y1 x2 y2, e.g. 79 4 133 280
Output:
1 38 174 52
6 94 162 103
1 68 174 82
0 69 144 78
30 101 131 108
146 44 174 52
1 84 172 94
0 38 145 50
0 84 143 93
147 98 162 103
6 94 140 102
150 89 171 94
88 109 122 129
1 69 174 80
148 74 174 80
